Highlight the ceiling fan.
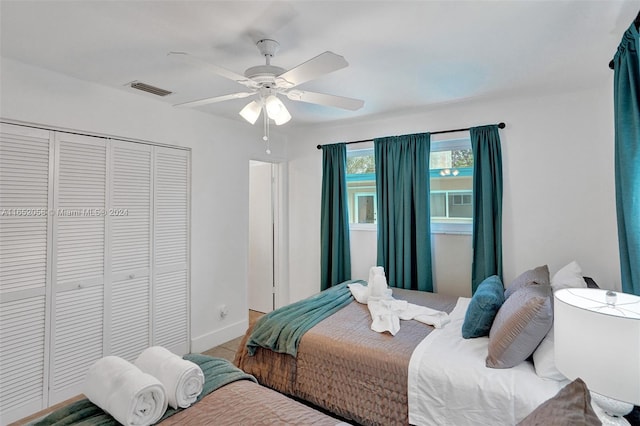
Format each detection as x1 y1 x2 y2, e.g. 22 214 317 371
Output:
169 39 364 127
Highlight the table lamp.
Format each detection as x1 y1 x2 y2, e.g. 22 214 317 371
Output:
554 288 640 425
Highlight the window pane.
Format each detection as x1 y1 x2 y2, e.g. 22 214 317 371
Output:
356 194 376 223
430 151 451 169
448 191 473 218
451 149 473 167
430 192 446 217
347 148 375 174
430 139 473 226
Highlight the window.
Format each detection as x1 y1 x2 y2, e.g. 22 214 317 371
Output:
346 148 376 227
431 191 473 219
345 137 473 233
429 138 473 233
355 193 376 223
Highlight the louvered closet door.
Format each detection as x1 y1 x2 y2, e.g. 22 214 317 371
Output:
49 133 107 404
108 141 152 361
153 147 190 355
0 123 53 425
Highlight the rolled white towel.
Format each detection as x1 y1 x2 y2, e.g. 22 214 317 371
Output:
135 346 204 409
370 274 392 299
84 356 167 426
368 266 385 288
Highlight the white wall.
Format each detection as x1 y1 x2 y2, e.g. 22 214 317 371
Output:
287 83 620 300
0 57 288 353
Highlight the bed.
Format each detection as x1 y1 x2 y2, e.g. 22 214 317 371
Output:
25 355 346 426
234 275 574 426
235 287 460 425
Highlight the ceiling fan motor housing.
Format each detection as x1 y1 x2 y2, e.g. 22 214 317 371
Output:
244 39 285 86
244 65 286 85
256 39 280 57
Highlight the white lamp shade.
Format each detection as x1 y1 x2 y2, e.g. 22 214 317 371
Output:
264 95 291 125
239 100 262 124
554 288 640 405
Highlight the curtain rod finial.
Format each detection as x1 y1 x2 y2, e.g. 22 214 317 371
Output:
317 144 322 150
498 122 506 129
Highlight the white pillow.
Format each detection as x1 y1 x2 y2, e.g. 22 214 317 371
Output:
532 327 566 381
550 261 586 292
533 261 587 380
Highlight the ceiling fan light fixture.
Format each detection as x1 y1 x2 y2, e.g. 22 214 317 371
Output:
239 100 262 124
265 95 291 125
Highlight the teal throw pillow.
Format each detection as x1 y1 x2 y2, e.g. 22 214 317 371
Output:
462 275 505 339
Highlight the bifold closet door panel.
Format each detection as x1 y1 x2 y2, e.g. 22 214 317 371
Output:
0 123 53 424
0 122 192 422
153 147 190 355
108 141 152 362
49 132 107 405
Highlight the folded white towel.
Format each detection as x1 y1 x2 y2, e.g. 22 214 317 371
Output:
347 282 371 304
397 303 451 329
368 300 402 335
135 346 204 409
84 356 167 426
349 267 391 304
367 298 450 335
350 266 449 335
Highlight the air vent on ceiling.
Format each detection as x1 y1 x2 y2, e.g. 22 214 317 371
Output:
130 81 173 97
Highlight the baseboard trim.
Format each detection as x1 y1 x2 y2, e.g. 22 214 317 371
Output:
190 319 248 354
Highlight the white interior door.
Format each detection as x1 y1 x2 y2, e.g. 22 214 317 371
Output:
248 161 275 313
108 140 152 362
0 123 53 424
152 146 190 355
50 132 107 405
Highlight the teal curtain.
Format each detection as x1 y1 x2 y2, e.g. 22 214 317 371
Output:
613 21 640 295
470 125 503 294
374 133 432 292
321 143 351 290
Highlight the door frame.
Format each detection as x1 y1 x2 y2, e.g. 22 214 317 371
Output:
248 160 288 312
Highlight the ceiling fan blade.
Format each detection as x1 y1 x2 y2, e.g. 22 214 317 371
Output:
174 92 254 108
277 52 348 88
286 90 364 111
168 52 258 89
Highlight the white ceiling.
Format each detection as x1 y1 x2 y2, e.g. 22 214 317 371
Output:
1 1 637 128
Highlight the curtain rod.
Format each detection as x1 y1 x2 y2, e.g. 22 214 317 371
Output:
316 122 505 150
609 10 640 69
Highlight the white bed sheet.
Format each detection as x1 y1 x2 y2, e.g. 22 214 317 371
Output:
408 297 568 426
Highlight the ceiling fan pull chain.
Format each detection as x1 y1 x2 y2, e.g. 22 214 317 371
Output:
263 109 272 155
263 107 268 142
